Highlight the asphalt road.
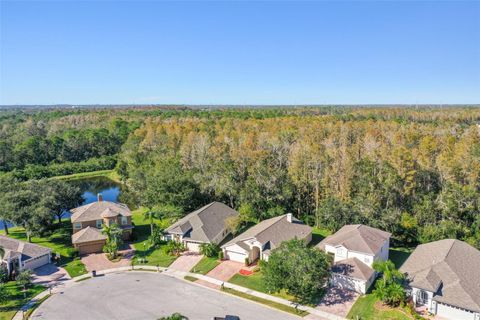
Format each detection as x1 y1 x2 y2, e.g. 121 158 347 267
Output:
32 272 301 320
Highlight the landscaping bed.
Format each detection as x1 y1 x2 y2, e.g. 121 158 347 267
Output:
347 294 413 320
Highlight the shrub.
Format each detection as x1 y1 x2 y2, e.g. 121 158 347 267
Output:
0 265 8 283
218 250 224 260
65 248 79 259
244 257 250 266
199 243 220 258
164 241 186 256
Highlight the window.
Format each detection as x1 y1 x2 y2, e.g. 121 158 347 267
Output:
96 220 103 228
336 247 346 257
364 256 370 264
121 216 128 225
74 222 82 229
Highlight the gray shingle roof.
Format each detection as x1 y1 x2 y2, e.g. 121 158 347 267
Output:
331 257 375 281
165 202 239 243
0 235 51 261
400 239 480 313
71 226 107 244
317 224 391 255
70 201 131 223
222 214 312 250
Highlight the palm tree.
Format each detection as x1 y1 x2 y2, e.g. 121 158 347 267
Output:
0 246 4 260
102 223 123 259
386 282 406 307
144 209 159 236
372 260 404 285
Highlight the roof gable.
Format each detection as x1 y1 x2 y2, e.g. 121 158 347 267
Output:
70 201 131 223
0 235 51 261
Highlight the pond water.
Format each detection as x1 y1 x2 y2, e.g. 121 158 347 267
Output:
1 176 122 230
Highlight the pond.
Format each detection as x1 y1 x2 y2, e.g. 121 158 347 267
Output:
1 176 122 230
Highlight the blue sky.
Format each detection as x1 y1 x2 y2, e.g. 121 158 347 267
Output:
1 1 479 105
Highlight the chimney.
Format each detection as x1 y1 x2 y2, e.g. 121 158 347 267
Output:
97 193 103 202
286 213 292 223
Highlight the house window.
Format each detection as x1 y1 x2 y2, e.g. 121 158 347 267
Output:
96 220 103 228
336 248 345 257
74 222 82 229
121 216 128 225
364 257 370 264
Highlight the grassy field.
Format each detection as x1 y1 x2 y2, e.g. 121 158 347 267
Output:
50 169 120 182
191 256 220 274
130 208 177 267
7 222 87 278
347 294 413 320
389 247 413 269
221 287 308 317
0 282 45 320
310 227 331 246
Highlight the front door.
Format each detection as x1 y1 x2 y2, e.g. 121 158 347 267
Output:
417 290 429 306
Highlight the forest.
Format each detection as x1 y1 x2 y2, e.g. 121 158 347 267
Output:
1 106 479 248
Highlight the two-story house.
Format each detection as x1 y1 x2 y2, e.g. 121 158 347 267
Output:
70 194 133 255
317 224 391 294
0 235 51 275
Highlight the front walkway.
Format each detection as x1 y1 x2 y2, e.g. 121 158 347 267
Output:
206 260 244 281
81 244 134 271
169 253 203 272
316 287 359 317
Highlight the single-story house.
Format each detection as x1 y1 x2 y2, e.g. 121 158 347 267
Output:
400 239 480 320
317 224 391 294
0 235 51 275
164 202 239 252
70 194 133 254
221 213 312 263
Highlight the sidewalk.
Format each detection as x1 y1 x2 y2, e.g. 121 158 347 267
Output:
15 265 345 320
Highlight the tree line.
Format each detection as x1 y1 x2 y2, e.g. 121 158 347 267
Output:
117 109 480 248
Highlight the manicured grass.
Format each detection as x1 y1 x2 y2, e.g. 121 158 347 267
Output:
310 227 332 246
7 222 88 278
131 208 177 267
347 294 412 320
0 282 45 320
50 169 120 182
389 248 413 269
221 287 309 317
191 256 220 275
184 275 199 282
64 259 88 278
228 270 293 301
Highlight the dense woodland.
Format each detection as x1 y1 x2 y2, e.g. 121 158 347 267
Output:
1 106 479 248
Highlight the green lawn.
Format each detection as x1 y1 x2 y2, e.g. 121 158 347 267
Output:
310 227 331 246
191 256 220 274
7 222 88 278
228 270 293 301
221 287 308 317
131 208 177 267
347 294 412 320
50 169 120 182
0 282 46 320
389 248 413 269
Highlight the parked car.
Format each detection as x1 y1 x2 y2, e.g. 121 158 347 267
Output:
213 316 240 320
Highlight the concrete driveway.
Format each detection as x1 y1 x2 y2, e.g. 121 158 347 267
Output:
33 264 70 285
32 272 301 320
206 260 244 281
316 287 359 317
169 254 203 272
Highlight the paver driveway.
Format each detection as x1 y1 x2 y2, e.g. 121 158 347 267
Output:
33 264 70 285
206 260 244 281
169 253 203 272
316 287 359 317
32 272 301 320
81 244 134 271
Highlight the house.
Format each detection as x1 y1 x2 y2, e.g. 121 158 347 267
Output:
0 235 51 275
400 239 480 320
70 194 133 255
317 224 391 294
221 213 312 263
164 202 239 252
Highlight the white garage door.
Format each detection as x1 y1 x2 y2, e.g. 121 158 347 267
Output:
330 274 366 294
186 241 201 252
437 303 476 320
24 254 50 270
225 250 247 263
